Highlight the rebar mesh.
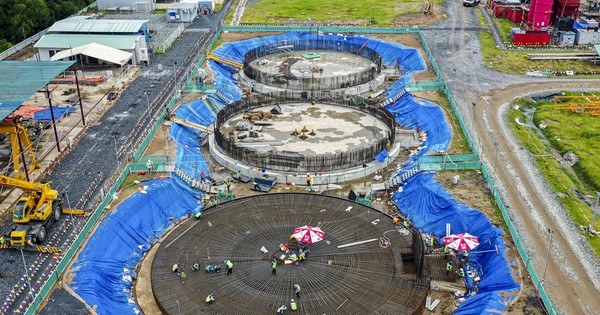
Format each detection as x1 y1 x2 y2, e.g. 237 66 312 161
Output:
213 95 396 173
152 193 428 314
243 39 382 91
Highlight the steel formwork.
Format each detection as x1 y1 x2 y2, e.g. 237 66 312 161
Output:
151 193 428 314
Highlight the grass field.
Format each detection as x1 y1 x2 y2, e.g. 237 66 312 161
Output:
240 0 423 24
508 100 600 257
534 100 600 192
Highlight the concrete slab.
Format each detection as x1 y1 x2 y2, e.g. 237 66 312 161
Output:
221 103 391 155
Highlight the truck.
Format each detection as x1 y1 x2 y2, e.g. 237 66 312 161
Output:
463 0 480 6
1 175 63 246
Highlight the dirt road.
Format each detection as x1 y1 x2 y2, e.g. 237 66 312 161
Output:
473 80 600 315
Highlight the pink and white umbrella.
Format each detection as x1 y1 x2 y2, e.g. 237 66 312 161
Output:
293 225 325 244
442 232 480 251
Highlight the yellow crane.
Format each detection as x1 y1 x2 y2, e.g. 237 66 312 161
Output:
0 175 83 248
0 119 41 180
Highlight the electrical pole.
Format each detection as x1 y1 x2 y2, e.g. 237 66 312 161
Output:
541 229 554 285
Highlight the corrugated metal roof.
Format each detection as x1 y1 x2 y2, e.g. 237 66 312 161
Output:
48 18 148 34
0 61 74 121
34 34 141 50
168 2 198 9
50 43 133 66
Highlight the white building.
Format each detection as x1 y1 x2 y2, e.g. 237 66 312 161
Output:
167 2 198 22
97 0 156 12
181 0 215 13
34 34 148 64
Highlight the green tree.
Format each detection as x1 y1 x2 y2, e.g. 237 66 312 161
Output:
0 0 93 49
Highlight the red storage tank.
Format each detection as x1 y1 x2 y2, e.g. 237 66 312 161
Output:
527 0 553 30
555 0 580 21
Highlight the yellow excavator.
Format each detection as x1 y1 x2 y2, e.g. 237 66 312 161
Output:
1 175 82 248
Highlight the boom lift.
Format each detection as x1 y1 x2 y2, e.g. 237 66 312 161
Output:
0 175 78 247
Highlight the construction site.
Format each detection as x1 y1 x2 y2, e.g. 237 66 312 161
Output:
0 0 600 315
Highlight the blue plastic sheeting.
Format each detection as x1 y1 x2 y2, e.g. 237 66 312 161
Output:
213 32 425 73
30 106 77 122
375 149 389 162
170 99 214 179
385 87 451 154
207 60 242 105
392 172 519 313
71 177 200 315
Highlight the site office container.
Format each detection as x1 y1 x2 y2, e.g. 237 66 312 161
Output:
575 29 600 45
512 32 551 45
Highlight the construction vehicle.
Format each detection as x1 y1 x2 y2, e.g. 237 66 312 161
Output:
0 175 66 246
0 118 41 180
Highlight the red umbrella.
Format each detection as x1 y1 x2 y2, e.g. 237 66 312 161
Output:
293 225 325 244
442 232 480 251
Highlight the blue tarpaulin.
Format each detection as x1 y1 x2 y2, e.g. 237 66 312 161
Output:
170 99 215 180
71 177 200 315
381 71 518 313
375 149 389 162
31 106 77 122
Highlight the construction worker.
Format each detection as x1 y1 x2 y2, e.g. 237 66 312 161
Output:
310 176 314 191
392 217 400 225
458 267 465 278
428 235 434 249
146 159 154 174
205 265 214 273
180 271 187 283
290 299 297 311
462 250 469 261
253 180 261 191
236 170 241 180
276 305 287 315
446 261 453 276
293 284 301 298
206 293 215 303
172 263 181 273
225 178 232 191
224 260 233 275
272 259 277 275
443 245 450 260
306 174 313 191
194 210 202 220
192 263 201 271
214 264 221 273
290 252 298 262
0 235 5 245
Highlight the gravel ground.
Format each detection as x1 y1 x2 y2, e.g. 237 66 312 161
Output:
0 3 232 313
104 12 181 51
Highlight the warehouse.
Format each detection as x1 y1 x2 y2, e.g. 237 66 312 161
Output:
34 34 148 64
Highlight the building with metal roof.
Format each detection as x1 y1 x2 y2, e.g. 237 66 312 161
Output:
167 2 198 23
48 17 149 35
0 61 74 121
34 34 148 64
97 0 155 12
